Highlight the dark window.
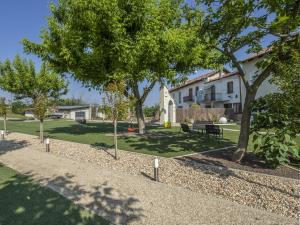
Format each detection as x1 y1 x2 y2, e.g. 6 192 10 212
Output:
195 86 199 96
75 111 85 118
224 103 232 109
178 92 182 103
189 88 193 96
227 81 233 94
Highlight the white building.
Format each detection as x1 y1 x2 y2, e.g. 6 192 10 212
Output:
240 51 279 110
55 105 93 120
160 70 242 123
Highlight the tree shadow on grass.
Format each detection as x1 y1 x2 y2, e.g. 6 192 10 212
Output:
0 167 143 225
119 132 236 156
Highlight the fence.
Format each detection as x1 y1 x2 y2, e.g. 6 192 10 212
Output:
176 108 235 123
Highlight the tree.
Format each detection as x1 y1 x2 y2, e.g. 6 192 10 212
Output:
198 0 300 161
0 55 67 142
144 104 159 118
101 81 129 160
0 97 8 135
11 100 28 114
34 95 49 142
251 49 300 167
23 0 218 134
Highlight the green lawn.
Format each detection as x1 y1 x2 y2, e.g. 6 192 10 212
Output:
0 164 111 225
0 120 298 157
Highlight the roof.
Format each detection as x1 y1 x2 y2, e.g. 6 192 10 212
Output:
169 69 237 92
205 71 239 84
239 49 271 63
56 105 90 110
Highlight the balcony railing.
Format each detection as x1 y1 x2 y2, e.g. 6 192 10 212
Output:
183 95 194 102
197 93 224 103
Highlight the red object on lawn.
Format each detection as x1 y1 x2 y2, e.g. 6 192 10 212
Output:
128 128 138 132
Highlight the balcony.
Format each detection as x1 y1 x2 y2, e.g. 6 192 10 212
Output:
197 93 225 103
183 95 194 102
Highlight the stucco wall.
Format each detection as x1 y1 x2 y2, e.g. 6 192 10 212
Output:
241 58 279 110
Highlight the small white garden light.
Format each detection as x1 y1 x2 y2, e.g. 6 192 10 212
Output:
153 157 159 182
1 130 4 140
45 137 50 152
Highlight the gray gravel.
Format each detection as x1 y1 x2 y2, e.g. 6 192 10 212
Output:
1 132 299 220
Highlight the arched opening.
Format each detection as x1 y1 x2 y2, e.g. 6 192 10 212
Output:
168 100 174 123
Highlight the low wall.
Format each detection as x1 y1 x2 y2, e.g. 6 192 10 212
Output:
176 108 235 123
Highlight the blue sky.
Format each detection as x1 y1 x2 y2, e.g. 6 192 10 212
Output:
0 0 274 106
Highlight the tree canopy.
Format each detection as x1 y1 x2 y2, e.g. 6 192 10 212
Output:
198 0 300 161
23 0 219 133
0 55 67 101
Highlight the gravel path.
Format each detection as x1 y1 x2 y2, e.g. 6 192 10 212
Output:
0 133 299 222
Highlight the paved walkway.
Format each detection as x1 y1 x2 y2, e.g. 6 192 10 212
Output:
0 140 297 225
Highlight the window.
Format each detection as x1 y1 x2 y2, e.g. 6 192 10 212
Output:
75 111 85 118
189 88 193 96
195 86 199 96
224 103 232 109
178 91 182 103
227 81 233 94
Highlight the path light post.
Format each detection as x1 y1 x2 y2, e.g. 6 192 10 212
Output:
45 137 50 152
153 157 159 182
1 130 4 140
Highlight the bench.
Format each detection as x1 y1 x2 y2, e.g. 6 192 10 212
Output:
205 124 223 138
192 121 214 133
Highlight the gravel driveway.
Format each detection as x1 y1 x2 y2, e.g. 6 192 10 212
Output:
0 132 299 223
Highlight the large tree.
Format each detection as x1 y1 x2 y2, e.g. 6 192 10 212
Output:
198 0 300 161
23 0 218 134
0 55 67 142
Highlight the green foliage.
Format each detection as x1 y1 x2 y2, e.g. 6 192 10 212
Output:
0 55 67 101
101 81 129 121
252 131 299 168
11 100 28 114
33 95 49 121
190 103 200 110
144 104 159 118
0 97 7 117
53 97 85 106
251 43 300 167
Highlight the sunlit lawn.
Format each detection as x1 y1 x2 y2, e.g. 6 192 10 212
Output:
0 120 298 157
0 164 111 225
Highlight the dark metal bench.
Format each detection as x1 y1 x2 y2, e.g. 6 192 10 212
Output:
180 123 199 135
205 124 223 138
192 121 214 133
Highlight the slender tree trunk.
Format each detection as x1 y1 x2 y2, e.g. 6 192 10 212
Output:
40 119 44 143
135 101 146 134
233 88 257 162
113 119 118 160
3 115 7 135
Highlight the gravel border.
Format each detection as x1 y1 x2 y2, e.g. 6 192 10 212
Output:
2 132 300 219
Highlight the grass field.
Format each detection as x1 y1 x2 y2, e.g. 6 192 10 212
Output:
0 164 111 225
0 120 298 157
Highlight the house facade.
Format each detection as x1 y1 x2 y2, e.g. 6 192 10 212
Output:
54 105 93 120
160 70 242 124
240 51 279 110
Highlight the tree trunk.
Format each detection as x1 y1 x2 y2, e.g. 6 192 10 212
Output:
3 115 7 135
40 120 44 143
135 101 145 134
233 89 257 162
113 119 118 160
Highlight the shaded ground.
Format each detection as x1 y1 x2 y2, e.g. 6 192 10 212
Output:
181 148 300 179
0 143 297 225
0 120 237 157
0 164 111 225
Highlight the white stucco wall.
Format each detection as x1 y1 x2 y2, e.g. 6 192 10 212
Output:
160 86 176 124
69 108 91 120
241 58 279 109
